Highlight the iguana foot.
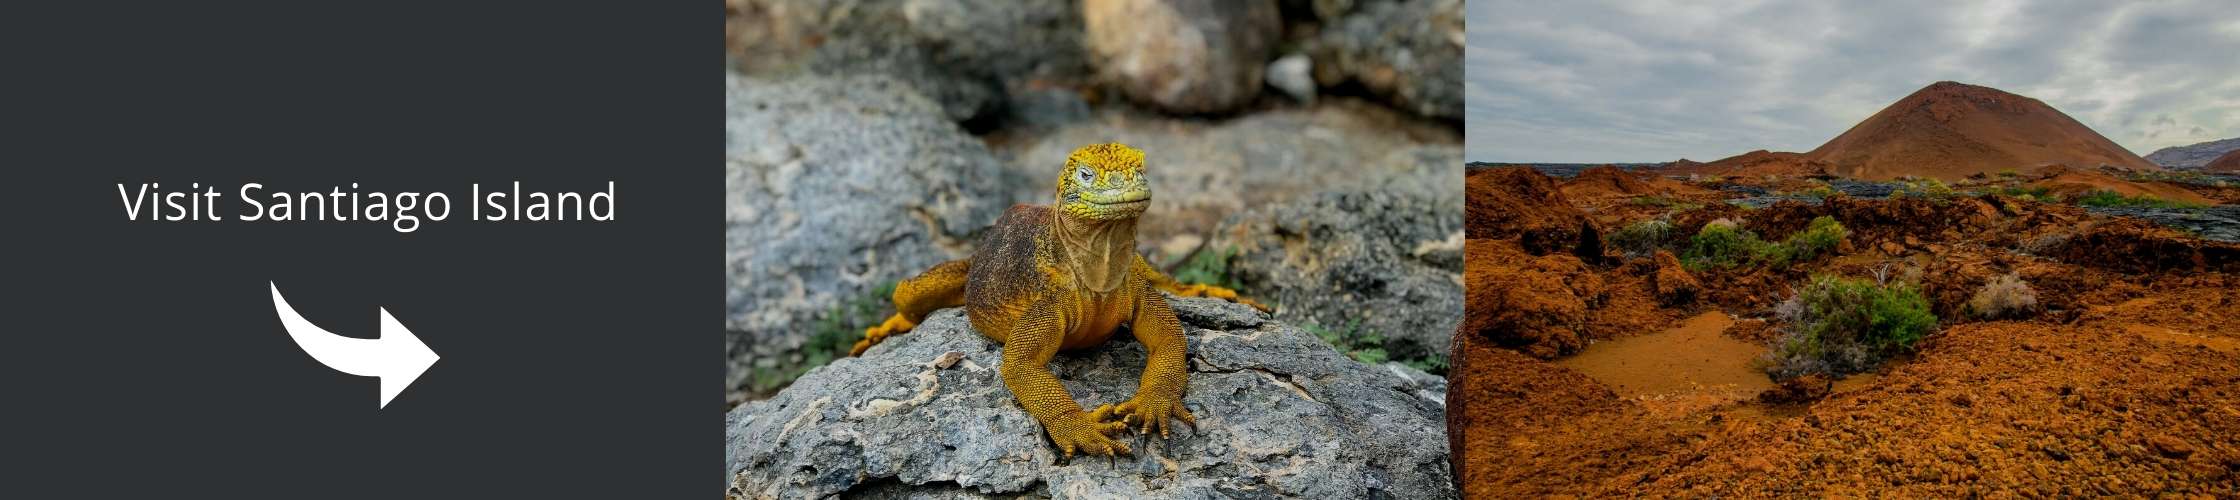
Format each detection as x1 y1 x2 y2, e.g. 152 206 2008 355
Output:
1115 395 1197 438
848 313 917 356
1168 283 1272 312
1046 404 1132 458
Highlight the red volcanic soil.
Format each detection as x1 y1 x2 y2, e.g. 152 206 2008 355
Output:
1805 81 2158 181
1559 165 1717 200
2025 166 2216 206
2207 149 2240 173
1451 166 2240 496
1653 150 1833 178
1467 166 1595 254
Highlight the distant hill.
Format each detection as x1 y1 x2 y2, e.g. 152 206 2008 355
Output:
1804 81 2157 181
2144 137 2240 169
1466 162 1661 178
1648 150 1832 178
2208 149 2240 174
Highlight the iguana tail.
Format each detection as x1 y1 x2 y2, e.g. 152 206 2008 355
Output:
851 259 970 356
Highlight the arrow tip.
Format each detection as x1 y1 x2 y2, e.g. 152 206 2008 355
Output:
377 307 440 409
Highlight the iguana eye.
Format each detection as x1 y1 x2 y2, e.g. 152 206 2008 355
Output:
1075 167 1096 186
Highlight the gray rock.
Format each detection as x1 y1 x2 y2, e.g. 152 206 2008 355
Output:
1210 147 1463 362
2086 205 2240 243
726 73 1028 400
995 98 1463 248
1305 0 1463 120
2144 137 2240 169
1266 53 1317 104
1084 0 1283 114
724 0 1090 122
723 297 1455 499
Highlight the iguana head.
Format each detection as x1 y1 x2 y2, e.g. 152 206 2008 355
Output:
1055 143 1150 221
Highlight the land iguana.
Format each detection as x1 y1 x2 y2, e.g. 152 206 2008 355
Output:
850 143 1269 457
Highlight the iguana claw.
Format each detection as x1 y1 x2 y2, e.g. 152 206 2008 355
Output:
1115 396 1196 438
1048 405 1132 458
849 313 918 356
1168 283 1273 312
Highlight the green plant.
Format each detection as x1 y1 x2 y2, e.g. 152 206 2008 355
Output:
1996 168 2020 178
1681 216 1849 269
739 281 904 396
1629 195 1675 206
1995 185 2051 199
1304 319 1418 369
1682 219 1773 270
1764 274 1938 379
1404 355 1449 374
1607 219 1674 258
1769 216 1848 266
2072 190 2206 209
1172 245 1242 290
1894 178 1957 202
1796 185 1839 198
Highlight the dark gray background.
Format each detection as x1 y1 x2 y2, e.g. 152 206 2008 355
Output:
1 1 711 497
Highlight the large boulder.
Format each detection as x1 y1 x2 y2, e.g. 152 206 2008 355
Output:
724 0 1090 122
726 73 1027 401
1083 0 1284 114
1304 0 1464 120
723 297 1455 498
1211 147 1463 361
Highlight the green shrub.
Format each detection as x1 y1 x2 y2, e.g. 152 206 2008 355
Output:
1894 178 1957 201
2072 190 2205 209
1683 217 1846 269
1995 185 2051 198
1770 216 1847 265
1682 219 1773 269
1608 219 1673 258
1764 275 1938 379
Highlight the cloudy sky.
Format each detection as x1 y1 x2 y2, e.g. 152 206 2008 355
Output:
1467 0 2240 162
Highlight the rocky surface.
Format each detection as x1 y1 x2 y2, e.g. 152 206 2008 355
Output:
2084 205 2240 243
995 98 1461 247
2144 137 2240 169
725 73 1029 400
1209 147 1463 360
724 0 1090 123
1303 0 1465 120
723 297 1455 499
1084 0 1283 114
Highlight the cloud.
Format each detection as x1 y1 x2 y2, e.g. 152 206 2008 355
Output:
1467 0 2240 162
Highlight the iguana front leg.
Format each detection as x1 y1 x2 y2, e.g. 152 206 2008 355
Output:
1116 288 1196 437
1000 297 1131 457
852 259 970 356
1137 256 1271 312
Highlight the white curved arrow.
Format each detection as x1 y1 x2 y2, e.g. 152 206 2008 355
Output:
271 282 440 409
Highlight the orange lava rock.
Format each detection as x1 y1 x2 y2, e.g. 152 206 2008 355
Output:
1651 250 1699 306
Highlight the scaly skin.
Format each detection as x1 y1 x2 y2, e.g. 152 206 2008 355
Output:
850 143 1269 458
